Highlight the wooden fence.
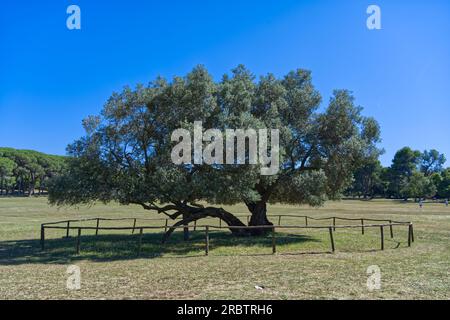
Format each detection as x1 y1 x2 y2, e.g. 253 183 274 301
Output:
40 215 414 256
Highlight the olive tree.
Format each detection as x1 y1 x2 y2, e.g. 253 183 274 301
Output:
49 65 380 239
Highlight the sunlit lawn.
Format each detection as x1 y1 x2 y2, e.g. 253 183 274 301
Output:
0 197 449 299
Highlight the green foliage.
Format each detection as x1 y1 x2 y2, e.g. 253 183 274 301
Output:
351 146 449 201
400 171 437 200
0 147 66 196
347 158 385 198
392 147 421 175
420 149 446 176
386 147 421 198
0 156 16 195
437 169 450 199
382 148 449 200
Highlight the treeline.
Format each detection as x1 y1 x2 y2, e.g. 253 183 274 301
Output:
348 147 450 201
1 145 448 201
0 147 67 196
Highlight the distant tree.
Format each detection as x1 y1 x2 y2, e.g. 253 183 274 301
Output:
430 172 443 195
387 147 421 198
391 147 421 176
0 148 66 196
36 154 67 195
400 171 437 201
420 149 446 176
378 167 391 197
49 65 381 239
437 168 450 199
348 158 384 199
0 157 16 195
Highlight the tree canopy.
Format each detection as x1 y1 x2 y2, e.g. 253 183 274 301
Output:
420 149 446 176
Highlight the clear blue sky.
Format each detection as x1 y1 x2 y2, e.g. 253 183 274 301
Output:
1 0 449 166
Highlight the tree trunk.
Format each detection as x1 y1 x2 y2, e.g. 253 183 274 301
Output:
28 184 33 197
246 201 273 236
182 212 190 241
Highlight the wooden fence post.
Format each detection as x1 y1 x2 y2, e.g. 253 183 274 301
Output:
165 219 168 233
272 228 276 254
219 218 222 228
328 227 335 253
278 216 281 226
40 225 45 251
205 226 209 256
380 226 384 251
333 217 336 231
66 221 70 238
389 220 394 238
95 218 100 236
305 216 308 226
408 224 412 247
361 219 364 235
76 228 81 254
137 228 143 256
131 218 137 234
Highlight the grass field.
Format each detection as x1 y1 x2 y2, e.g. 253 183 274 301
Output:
0 197 449 300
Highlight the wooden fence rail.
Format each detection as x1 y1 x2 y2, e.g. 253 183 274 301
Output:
41 214 408 226
40 215 414 257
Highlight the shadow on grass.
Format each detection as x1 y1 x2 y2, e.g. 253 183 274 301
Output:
0 230 319 265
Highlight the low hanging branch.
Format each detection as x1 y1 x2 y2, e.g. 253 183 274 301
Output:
130 201 249 242
131 202 183 220
161 207 248 243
